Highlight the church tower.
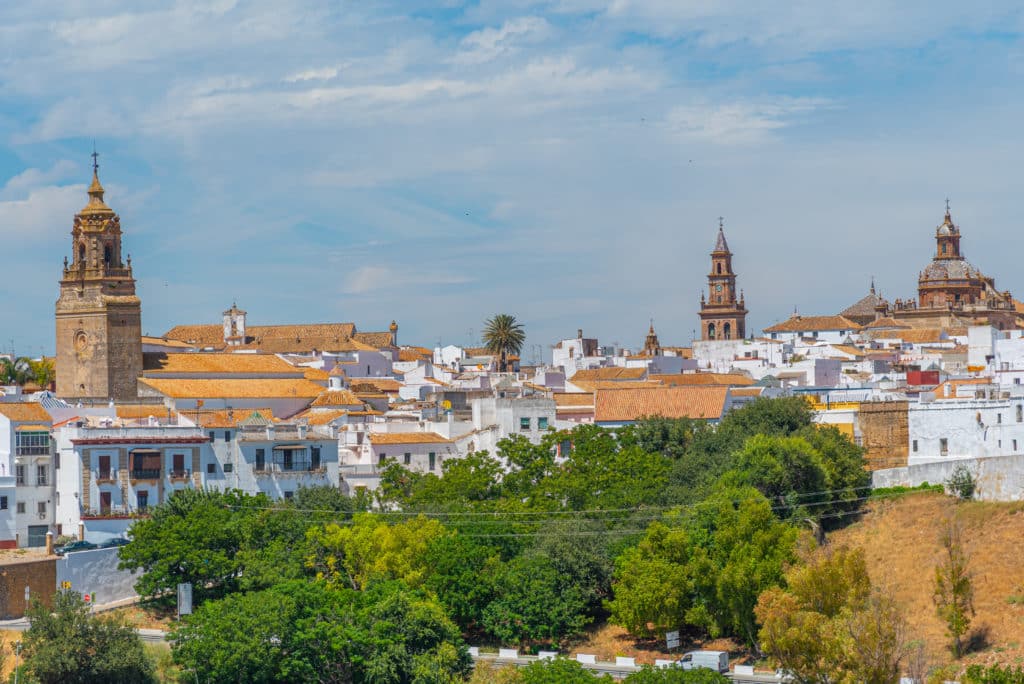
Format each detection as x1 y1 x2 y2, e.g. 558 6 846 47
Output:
698 220 747 341
55 155 143 401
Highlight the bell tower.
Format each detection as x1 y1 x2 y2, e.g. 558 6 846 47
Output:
55 153 143 401
698 219 748 341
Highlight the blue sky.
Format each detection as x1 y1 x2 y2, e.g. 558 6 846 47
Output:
2 1 1024 360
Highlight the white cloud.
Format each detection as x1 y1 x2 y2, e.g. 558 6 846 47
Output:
284 66 342 83
0 161 77 200
0 184 84 240
665 98 832 144
452 16 550 65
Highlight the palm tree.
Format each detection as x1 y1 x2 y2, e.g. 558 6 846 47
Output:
482 314 525 373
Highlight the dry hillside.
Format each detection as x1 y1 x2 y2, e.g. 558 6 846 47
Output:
831 491 1024 670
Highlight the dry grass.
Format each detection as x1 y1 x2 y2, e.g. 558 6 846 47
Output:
831 491 1024 670
108 601 177 631
569 622 744 666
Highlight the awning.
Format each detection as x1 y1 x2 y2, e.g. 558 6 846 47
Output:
273 444 307 450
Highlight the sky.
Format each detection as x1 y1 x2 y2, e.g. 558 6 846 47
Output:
2 1 1024 361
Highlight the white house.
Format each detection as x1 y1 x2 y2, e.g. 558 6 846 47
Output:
907 388 1024 464
0 403 49 547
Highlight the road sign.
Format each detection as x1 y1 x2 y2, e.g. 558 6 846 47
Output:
60 581 72 590
177 583 193 617
666 630 680 650
83 593 92 603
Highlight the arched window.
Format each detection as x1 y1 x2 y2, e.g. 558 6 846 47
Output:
716 263 723 274
942 243 948 255
103 244 112 266
78 243 86 264
707 323 716 340
724 323 732 340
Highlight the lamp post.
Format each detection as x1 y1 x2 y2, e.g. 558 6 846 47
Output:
13 640 22 684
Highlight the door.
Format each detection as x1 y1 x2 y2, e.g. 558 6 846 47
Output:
99 491 112 514
172 453 185 477
27 525 48 547
137 490 149 512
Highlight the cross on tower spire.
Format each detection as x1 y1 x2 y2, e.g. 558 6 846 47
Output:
91 142 99 175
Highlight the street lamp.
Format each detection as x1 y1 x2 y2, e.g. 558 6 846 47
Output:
13 640 22 684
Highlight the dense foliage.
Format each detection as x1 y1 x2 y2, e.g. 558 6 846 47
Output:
22 590 155 684
116 398 872 679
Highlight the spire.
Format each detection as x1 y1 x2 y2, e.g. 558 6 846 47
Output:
714 217 730 252
870 276 876 295
81 147 112 215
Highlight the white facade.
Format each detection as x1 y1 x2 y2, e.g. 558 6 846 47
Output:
472 396 556 445
0 412 26 547
907 393 1024 465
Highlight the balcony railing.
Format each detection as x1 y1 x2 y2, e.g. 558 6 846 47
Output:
16 446 50 456
130 469 161 480
169 469 190 481
97 470 115 482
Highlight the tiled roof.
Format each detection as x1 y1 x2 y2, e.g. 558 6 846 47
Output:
398 348 431 362
350 379 401 393
162 322 360 352
891 329 947 344
863 317 911 330
352 332 395 349
180 408 275 428
116 405 173 420
730 387 766 397
839 292 888 321
830 345 865 358
570 380 660 392
140 378 325 399
368 431 452 445
553 393 596 407
594 386 730 422
570 367 648 382
303 367 329 381
931 378 995 400
143 353 300 375
649 372 754 387
0 403 51 422
140 336 196 349
310 390 364 407
763 315 862 333
296 410 350 426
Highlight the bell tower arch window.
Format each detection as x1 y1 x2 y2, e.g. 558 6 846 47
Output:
707 323 716 340
78 243 86 264
103 244 112 267
724 323 732 340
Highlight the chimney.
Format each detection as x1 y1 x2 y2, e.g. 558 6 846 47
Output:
577 329 583 339
297 424 308 439
266 425 275 440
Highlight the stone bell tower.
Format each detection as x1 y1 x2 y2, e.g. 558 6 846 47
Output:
55 154 143 401
698 219 748 341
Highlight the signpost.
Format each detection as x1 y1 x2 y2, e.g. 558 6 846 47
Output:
177 582 193 618
665 630 681 651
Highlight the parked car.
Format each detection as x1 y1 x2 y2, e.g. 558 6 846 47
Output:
678 651 729 673
99 537 130 548
55 540 98 555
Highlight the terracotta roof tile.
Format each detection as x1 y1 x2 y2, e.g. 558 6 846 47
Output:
310 390 364 407
140 378 325 399
553 393 595 407
352 332 395 349
570 367 648 382
763 315 862 333
649 372 754 387
180 408 275 428
594 386 729 422
570 380 660 392
115 405 173 420
0 403 51 422
143 352 300 375
350 379 401 393
303 367 330 381
368 431 452 445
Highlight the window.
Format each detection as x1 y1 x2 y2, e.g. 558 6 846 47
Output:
1018 405 1023 422
224 463 233 473
311 446 321 470
520 417 531 431
255 449 266 472
224 431 232 441
404 452 411 465
37 502 46 515
378 453 387 465
0 497 6 510
16 502 25 514
428 452 436 471
207 463 216 474
172 453 186 477
1015 440 1019 451
940 438 949 456
137 490 149 511
209 431 215 442
283 491 294 500
912 440 918 453
16 431 49 455
130 451 161 479
997 413 1002 424
37 465 48 487
538 417 549 430
14 465 24 486
98 455 111 480
55 452 60 470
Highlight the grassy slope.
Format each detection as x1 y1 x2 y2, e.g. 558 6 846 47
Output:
831 491 1024 670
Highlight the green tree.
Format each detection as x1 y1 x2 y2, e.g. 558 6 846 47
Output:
933 521 975 658
756 545 909 684
519 658 610 683
29 357 55 388
482 313 526 372
172 580 471 684
963 664 1024 683
118 488 268 601
482 552 593 646
423 533 501 633
945 464 977 501
407 450 505 507
306 513 446 590
22 590 155 684
624 667 729 683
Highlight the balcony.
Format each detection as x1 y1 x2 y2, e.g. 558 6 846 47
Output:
129 469 161 481
169 469 191 481
96 470 115 483
16 446 49 456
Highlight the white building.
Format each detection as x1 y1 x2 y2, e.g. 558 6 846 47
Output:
0 404 49 547
908 388 1024 464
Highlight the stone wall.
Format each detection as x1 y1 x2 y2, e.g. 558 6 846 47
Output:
0 557 56 618
857 400 910 470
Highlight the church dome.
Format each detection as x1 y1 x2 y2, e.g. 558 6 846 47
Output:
936 210 957 236
921 257 976 282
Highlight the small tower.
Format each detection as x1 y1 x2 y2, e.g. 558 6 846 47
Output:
935 201 962 259
223 302 247 346
698 219 748 341
642 320 662 356
389 320 398 346
55 153 143 400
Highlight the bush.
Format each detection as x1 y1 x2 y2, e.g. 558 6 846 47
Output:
962 664 1024 684
946 465 977 501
